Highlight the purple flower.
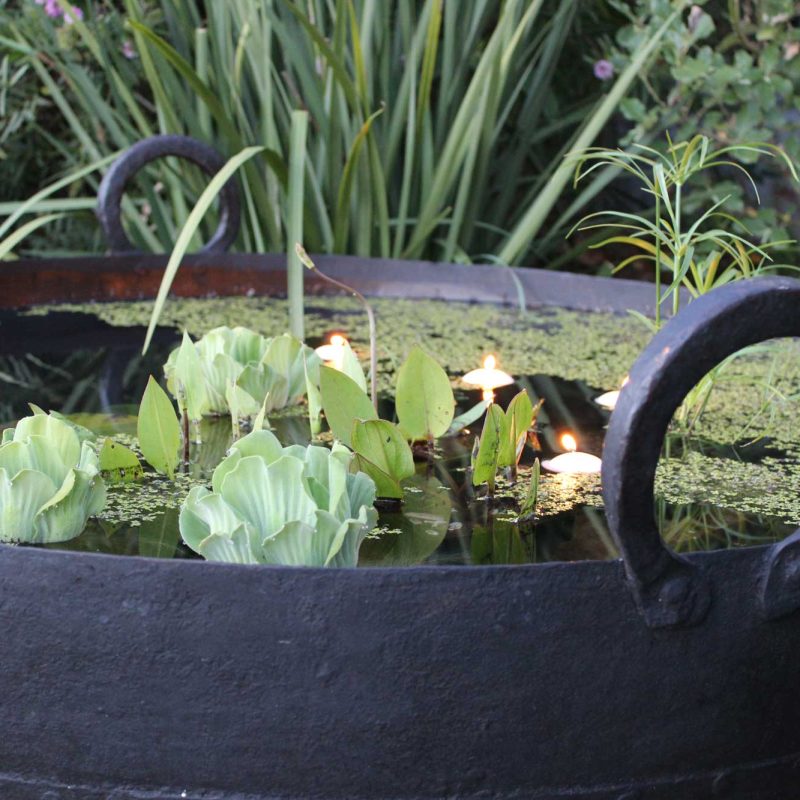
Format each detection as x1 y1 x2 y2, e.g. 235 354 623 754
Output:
42 0 62 18
63 5 83 24
593 59 614 81
593 58 614 81
122 39 137 59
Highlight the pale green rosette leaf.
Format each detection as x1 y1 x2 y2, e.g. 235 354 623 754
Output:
164 327 320 420
179 430 378 567
0 469 57 541
0 413 106 543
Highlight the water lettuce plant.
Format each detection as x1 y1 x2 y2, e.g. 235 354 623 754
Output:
179 429 378 566
164 327 320 420
0 411 106 543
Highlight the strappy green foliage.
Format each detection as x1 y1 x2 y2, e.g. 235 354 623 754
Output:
0 410 106 543
571 134 798 329
179 429 378 566
3 1 673 266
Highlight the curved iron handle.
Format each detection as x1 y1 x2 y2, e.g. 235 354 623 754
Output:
602 277 800 629
96 134 241 254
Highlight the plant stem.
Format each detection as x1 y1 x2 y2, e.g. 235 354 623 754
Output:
287 110 308 341
182 407 190 464
295 245 378 411
654 191 661 329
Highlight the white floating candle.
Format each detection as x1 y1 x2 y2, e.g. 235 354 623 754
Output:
541 433 601 474
315 333 348 371
594 390 620 411
462 354 514 404
594 376 629 411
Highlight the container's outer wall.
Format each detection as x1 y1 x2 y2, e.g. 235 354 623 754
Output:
0 546 799 799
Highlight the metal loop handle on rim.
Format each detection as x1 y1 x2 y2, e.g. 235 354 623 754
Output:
96 135 241 254
602 276 800 629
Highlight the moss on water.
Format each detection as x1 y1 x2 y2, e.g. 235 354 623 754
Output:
27 295 800 529
27 295 643 390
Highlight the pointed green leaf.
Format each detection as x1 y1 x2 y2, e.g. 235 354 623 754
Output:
498 390 535 468
447 399 490 436
137 376 182 479
339 340 368 392
319 365 376 447
354 453 403 499
352 419 415 487
519 459 540 519
396 345 454 441
472 403 506 491
98 439 143 484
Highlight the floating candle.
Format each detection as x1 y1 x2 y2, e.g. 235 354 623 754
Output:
541 433 601 474
462 354 514 403
594 376 629 411
315 333 348 370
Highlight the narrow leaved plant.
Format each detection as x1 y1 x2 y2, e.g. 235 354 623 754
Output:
570 134 798 329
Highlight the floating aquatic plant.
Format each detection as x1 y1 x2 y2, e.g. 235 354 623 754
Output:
164 327 321 421
0 411 106 543
179 429 378 566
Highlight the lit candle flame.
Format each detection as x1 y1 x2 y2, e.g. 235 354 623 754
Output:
561 433 577 453
541 431 601 474
315 333 349 370
462 354 514 404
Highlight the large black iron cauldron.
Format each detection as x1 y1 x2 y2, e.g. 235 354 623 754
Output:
1 138 799 800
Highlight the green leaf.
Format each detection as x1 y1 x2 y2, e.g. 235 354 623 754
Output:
353 453 403 499
319 365 376 447
339 340 368 392
471 403 506 492
519 459 540 519
352 419 415 496
252 395 271 432
142 146 269 354
137 376 182 479
98 439 143 484
446 399 490 436
304 354 323 435
497 391 537 469
395 345 455 441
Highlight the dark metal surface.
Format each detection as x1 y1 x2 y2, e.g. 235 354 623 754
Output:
96 135 241 254
602 277 800 629
1 545 799 800
0 262 798 798
3 251 671 312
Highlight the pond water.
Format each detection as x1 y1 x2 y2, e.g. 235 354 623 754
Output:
3 294 799 565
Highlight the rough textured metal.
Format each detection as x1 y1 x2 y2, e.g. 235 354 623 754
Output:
1 263 800 797
96 135 241 254
603 277 800 629
1 546 800 799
